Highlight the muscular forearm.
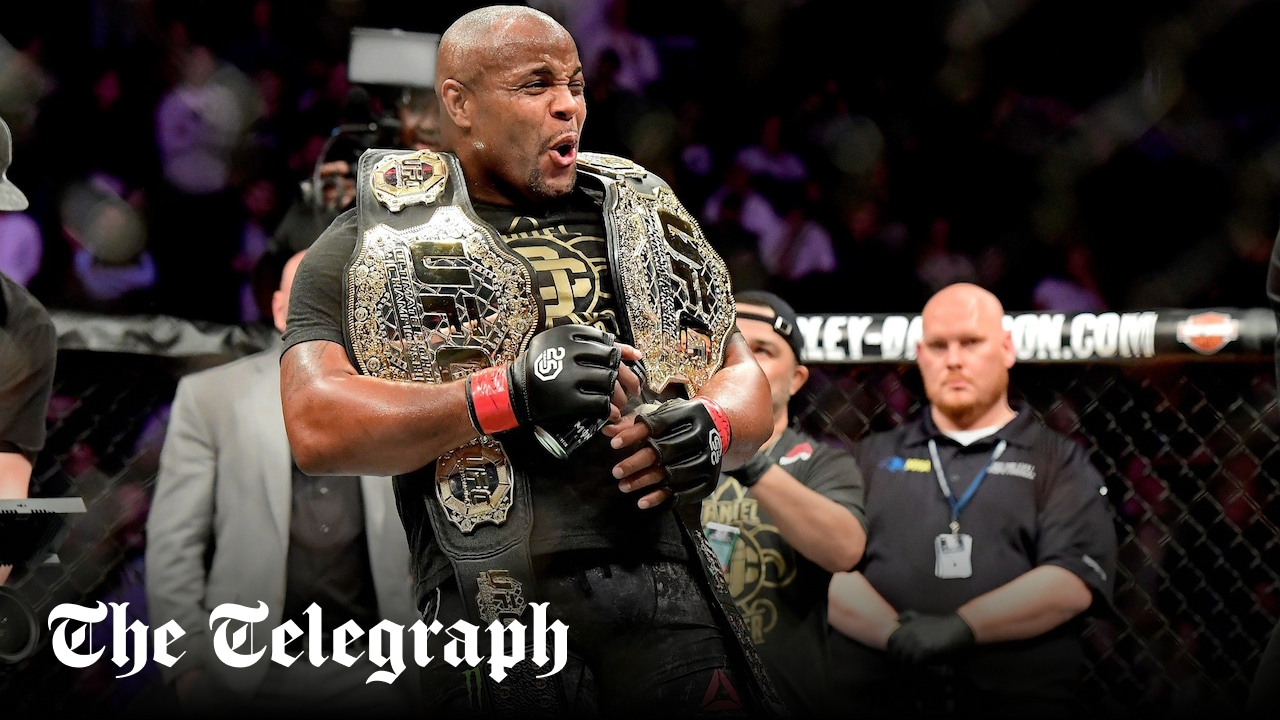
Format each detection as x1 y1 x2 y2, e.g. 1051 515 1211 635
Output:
956 565 1093 643
828 571 899 650
750 466 865 572
282 341 479 476
696 335 772 468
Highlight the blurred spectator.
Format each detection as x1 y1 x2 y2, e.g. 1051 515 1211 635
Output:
734 114 809 207
576 0 662 95
155 44 245 196
704 192 769 294
234 177 280 323
702 161 784 255
760 194 838 284
396 86 443 152
225 0 294 79
1031 242 1108 312
150 43 247 323
59 179 156 314
0 31 55 143
830 199 926 313
0 204 41 287
914 215 978 295
238 65 293 185
580 48 647 157
672 97 717 207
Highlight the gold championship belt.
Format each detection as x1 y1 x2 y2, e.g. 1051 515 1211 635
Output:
348 148 779 715
576 152 736 396
348 149 541 533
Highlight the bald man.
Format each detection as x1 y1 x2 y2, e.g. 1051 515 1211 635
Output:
146 250 418 716
280 5 780 717
827 283 1117 718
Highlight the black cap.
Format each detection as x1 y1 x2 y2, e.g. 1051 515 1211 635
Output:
735 290 804 361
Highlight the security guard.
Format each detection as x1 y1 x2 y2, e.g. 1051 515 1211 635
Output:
828 282 1117 719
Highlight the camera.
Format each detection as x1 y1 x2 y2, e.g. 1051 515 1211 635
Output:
301 28 441 214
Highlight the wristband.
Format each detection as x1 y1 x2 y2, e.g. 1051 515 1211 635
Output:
729 452 773 487
692 396 732 452
466 366 519 435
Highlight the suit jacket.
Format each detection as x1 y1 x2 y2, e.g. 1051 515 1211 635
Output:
144 340 418 698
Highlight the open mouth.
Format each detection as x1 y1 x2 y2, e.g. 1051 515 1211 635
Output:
549 136 578 166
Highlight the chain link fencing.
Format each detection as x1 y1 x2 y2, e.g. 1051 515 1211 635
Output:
0 311 1277 717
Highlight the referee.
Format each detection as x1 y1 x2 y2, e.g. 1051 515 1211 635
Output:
828 283 1117 718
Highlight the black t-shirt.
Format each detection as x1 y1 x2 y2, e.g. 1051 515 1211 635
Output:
703 425 865 716
0 273 57 460
832 407 1117 709
283 185 687 602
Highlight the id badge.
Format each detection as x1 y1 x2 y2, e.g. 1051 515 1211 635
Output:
704 522 741 573
934 533 973 579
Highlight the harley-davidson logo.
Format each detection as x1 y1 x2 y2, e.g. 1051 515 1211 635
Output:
1175 312 1239 355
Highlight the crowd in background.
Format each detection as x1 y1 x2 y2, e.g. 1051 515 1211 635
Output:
2 0 1278 327
3 1 1280 715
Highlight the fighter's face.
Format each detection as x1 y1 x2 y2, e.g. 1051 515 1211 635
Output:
916 301 1014 422
466 31 585 203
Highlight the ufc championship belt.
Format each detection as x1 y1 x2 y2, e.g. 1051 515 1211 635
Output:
351 148 554 712
577 152 785 716
349 148 781 716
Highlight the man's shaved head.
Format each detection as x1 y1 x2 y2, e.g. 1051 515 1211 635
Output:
434 4 586 206
921 283 1006 335
436 6 573 92
916 282 1017 431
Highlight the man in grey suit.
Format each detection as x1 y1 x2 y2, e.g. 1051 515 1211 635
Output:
145 249 419 717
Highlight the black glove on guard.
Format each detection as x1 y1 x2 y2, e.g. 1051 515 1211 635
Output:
886 610 976 665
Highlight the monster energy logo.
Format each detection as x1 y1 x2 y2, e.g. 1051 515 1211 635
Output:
464 666 486 710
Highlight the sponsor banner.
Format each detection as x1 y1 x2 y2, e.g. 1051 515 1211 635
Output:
795 308 1275 364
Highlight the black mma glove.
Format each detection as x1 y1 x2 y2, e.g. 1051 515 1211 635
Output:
466 324 620 435
727 451 773 487
886 610 976 665
635 397 732 505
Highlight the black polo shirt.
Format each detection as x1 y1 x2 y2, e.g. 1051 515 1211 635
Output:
831 406 1117 713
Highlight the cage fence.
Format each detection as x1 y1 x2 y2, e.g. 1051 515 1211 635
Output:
0 309 1277 717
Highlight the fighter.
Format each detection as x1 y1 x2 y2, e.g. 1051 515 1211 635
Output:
280 5 783 717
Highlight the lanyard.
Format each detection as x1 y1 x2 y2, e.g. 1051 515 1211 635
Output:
927 438 1007 535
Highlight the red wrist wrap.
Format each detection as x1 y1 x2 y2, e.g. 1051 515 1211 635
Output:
693 396 732 451
469 366 519 435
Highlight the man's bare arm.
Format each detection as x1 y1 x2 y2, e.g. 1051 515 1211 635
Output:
281 340 479 476
829 571 900 650
955 564 1094 643
695 334 774 469
750 467 866 573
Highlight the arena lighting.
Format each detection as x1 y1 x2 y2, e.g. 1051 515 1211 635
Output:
347 27 440 89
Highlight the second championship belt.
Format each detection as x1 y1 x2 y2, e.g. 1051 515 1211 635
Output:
580 152 787 717
349 149 564 712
